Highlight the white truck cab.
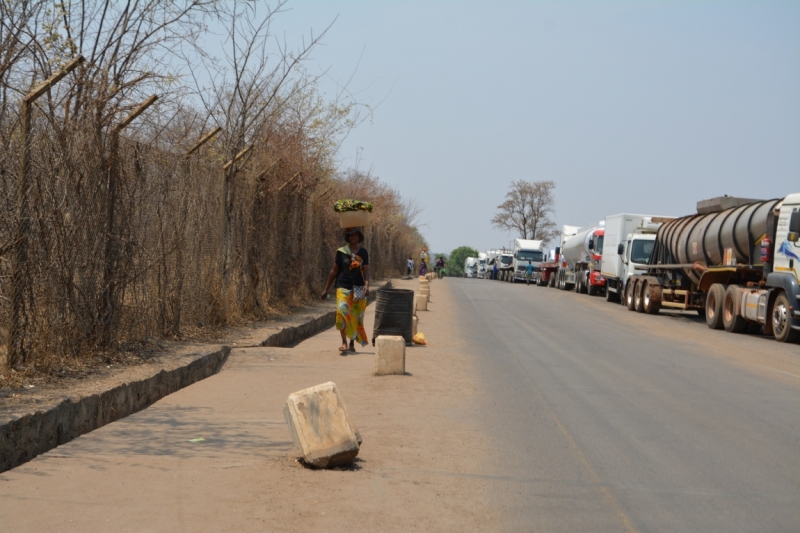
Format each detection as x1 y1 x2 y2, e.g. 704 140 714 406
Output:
601 214 668 303
512 239 545 283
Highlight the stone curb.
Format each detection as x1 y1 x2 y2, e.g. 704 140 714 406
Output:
0 281 390 473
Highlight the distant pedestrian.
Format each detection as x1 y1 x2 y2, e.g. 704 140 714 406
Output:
322 227 369 354
407 256 414 276
492 263 498 280
419 259 427 276
525 263 533 285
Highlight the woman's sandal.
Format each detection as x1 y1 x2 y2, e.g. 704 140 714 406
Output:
348 342 356 352
339 343 348 354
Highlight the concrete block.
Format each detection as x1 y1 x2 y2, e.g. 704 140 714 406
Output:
420 288 430 301
412 315 418 336
374 335 406 375
416 294 428 311
283 382 361 468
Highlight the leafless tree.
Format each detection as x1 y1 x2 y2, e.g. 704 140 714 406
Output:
492 180 558 243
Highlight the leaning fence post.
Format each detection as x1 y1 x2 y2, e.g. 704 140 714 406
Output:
7 56 84 368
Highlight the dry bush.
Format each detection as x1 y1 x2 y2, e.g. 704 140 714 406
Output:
0 1 426 371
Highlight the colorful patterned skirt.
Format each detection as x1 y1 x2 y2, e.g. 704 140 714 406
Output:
335 287 368 346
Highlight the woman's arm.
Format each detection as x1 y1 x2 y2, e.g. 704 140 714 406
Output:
321 263 339 300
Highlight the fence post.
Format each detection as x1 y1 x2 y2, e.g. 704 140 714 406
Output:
7 56 84 368
167 126 223 335
99 95 158 347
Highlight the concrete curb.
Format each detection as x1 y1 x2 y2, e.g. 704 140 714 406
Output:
0 281 390 473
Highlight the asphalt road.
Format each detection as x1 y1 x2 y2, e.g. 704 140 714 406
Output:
450 277 800 532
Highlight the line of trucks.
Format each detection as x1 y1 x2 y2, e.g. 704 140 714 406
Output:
464 193 800 344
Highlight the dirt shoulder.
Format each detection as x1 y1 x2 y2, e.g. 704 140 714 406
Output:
0 277 499 532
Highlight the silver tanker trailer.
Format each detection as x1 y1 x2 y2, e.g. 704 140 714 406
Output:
623 194 800 343
556 224 607 296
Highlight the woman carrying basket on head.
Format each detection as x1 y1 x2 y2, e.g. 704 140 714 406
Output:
322 227 370 354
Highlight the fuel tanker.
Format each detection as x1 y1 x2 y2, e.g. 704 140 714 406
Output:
623 194 800 343
555 224 607 296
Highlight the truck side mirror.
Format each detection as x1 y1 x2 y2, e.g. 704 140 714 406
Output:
789 211 800 242
617 243 624 255
555 246 560 255
588 241 594 250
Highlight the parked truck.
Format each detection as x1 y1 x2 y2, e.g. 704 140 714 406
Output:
464 257 478 278
477 252 488 279
555 224 607 295
496 251 514 281
624 194 800 343
600 214 671 303
510 239 545 283
535 225 580 287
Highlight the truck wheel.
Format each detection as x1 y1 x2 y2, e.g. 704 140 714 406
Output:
548 273 555 288
626 280 637 311
705 284 726 330
587 279 597 296
634 280 645 313
772 292 800 343
642 281 662 314
722 285 748 333
574 275 582 293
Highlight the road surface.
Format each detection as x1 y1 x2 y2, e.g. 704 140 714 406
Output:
1 277 798 532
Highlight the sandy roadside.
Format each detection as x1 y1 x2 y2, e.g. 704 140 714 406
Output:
0 277 500 532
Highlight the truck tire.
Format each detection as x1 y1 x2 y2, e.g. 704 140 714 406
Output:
626 279 637 311
772 292 800 343
705 283 726 330
634 280 645 313
574 274 582 293
587 279 597 296
722 285 748 333
642 281 662 314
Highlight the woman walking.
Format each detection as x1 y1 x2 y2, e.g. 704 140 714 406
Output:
322 227 370 353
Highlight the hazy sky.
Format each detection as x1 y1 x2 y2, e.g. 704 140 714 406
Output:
268 0 799 254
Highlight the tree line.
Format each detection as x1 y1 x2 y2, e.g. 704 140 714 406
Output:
0 1 425 371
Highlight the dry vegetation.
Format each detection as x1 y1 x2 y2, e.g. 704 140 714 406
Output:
0 0 425 377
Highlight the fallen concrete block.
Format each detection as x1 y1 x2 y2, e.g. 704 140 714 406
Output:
416 294 428 311
412 315 418 336
374 335 406 375
283 382 361 468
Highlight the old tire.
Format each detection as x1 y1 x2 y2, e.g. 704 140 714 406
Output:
772 292 800 343
642 281 662 314
722 285 748 333
705 283 726 330
626 280 637 311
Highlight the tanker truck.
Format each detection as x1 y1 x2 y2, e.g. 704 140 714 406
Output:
535 225 580 287
624 194 800 343
555 224 607 295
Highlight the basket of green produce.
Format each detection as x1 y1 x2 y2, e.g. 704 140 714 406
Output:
334 199 373 228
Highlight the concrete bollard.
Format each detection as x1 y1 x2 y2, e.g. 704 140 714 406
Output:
416 294 428 311
420 288 430 301
374 335 406 375
283 382 362 468
412 315 418 336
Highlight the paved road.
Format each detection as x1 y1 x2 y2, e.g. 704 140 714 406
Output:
451 277 800 532
1 277 798 532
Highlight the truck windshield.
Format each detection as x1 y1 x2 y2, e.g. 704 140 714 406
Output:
501 256 512 265
630 239 654 264
595 236 604 255
516 251 543 262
